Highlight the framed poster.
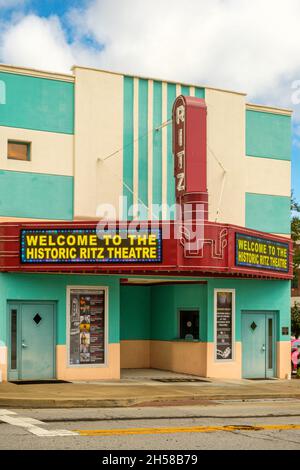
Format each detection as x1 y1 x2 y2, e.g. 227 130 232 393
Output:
214 289 235 361
67 287 107 366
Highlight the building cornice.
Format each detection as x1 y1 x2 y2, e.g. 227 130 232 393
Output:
0 63 74 83
72 65 247 97
246 102 292 116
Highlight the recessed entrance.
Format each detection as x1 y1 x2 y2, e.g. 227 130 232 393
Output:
120 279 207 377
241 311 276 379
8 302 56 381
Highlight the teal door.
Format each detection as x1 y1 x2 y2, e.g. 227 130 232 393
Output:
8 302 55 381
242 311 276 379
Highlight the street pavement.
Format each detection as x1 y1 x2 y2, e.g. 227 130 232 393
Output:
2 399 300 449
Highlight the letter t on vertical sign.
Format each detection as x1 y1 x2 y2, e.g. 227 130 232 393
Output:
172 95 207 201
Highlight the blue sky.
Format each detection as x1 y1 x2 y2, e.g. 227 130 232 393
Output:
0 0 299 202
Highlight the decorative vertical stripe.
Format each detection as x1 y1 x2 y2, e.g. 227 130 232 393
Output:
152 81 163 219
147 80 154 219
167 83 176 211
195 87 205 99
123 76 134 220
162 82 168 219
138 79 148 218
133 78 139 218
181 85 190 96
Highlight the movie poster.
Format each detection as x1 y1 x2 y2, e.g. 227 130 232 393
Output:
69 289 105 365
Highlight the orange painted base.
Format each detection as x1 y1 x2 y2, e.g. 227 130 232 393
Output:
56 344 120 381
120 340 150 368
0 347 7 382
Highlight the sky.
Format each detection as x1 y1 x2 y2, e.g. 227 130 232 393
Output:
0 0 299 201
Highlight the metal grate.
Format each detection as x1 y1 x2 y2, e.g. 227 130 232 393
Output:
152 378 210 383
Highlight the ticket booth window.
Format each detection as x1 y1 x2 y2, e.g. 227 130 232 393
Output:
179 310 199 340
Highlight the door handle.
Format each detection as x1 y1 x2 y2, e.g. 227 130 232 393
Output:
262 344 266 352
22 341 28 348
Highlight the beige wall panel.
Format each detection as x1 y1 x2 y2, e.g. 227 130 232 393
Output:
56 344 120 380
74 68 123 219
206 342 242 379
246 157 290 196
150 341 207 376
205 89 246 226
120 340 150 368
0 126 73 176
277 341 291 379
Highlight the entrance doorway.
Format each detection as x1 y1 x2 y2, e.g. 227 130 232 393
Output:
8 302 56 381
241 311 276 379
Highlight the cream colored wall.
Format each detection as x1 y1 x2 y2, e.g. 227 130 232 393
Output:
205 89 291 227
56 344 120 380
73 68 123 219
245 157 290 197
120 340 150 368
0 126 73 176
205 89 246 226
206 342 242 379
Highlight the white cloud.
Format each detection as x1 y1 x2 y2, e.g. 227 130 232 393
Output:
69 0 300 108
0 14 75 72
1 0 300 112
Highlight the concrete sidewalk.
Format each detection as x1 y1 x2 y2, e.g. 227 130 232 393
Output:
1 369 300 408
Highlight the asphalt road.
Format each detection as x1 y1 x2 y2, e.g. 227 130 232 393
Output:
2 399 300 450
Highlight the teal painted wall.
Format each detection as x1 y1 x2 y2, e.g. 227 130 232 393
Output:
0 170 73 220
0 273 120 346
120 286 151 340
0 72 74 134
245 192 290 234
123 76 134 219
151 284 207 341
246 110 291 160
207 279 291 343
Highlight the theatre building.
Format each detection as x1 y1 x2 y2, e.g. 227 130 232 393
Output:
0 64 292 382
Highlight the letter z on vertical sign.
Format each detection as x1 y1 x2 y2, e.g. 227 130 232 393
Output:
214 289 235 361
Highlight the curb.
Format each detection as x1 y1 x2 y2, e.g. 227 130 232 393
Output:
1 393 300 408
